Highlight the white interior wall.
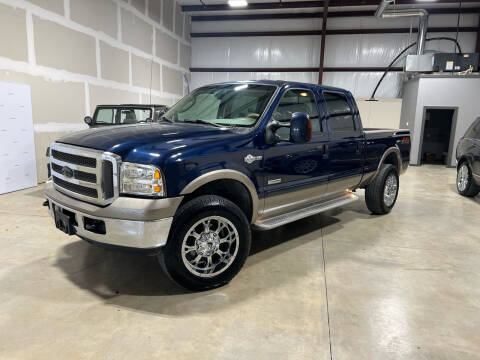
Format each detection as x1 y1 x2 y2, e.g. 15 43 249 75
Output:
190 13 478 99
400 76 480 167
0 0 191 182
357 99 403 129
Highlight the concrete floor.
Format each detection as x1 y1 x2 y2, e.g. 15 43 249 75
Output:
0 165 479 359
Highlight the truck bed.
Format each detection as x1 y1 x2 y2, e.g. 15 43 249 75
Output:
363 128 410 140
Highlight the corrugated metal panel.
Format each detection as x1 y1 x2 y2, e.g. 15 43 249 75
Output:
190 12 477 99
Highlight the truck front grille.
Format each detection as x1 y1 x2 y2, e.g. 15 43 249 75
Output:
51 163 97 183
53 176 98 198
51 149 97 168
49 143 121 205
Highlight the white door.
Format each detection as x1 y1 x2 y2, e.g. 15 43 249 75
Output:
0 82 37 194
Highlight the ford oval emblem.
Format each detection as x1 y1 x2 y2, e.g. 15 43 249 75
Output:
62 166 74 178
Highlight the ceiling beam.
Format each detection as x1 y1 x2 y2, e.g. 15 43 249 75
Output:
182 0 480 12
191 7 480 21
191 26 479 37
189 67 405 72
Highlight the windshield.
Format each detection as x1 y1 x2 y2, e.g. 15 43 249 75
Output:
163 84 277 127
94 107 152 125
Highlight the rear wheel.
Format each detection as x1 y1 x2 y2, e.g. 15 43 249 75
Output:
158 195 251 291
457 162 480 197
365 164 399 215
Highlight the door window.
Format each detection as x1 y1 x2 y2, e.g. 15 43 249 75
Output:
324 92 355 132
95 108 115 124
465 118 480 139
272 89 320 140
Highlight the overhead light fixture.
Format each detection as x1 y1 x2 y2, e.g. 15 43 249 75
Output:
228 0 248 7
234 84 248 91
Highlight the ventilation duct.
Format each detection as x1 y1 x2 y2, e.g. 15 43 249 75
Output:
375 0 429 55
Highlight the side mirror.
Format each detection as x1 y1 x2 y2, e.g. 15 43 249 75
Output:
146 117 153 123
290 112 312 143
84 116 93 126
265 112 312 145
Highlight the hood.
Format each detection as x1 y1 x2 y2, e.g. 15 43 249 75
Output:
56 123 240 162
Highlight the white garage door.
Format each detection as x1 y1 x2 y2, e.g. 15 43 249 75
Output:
0 82 37 194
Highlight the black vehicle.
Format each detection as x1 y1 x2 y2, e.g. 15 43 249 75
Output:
84 104 168 127
456 117 480 197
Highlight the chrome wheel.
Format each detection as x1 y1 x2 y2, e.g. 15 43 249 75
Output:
383 173 398 207
457 164 469 192
181 216 239 278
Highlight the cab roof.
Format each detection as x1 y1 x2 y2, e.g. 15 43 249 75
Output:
207 80 350 94
96 104 167 107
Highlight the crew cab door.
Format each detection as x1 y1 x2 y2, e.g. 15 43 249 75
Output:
320 91 365 195
261 87 330 219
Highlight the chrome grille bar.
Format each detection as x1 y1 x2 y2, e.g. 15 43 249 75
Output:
49 142 121 206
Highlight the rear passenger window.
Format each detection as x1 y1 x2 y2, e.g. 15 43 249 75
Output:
465 118 480 139
324 92 355 132
272 89 320 140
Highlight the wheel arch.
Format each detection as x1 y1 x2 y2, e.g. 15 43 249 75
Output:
379 146 402 174
456 155 471 170
179 170 259 223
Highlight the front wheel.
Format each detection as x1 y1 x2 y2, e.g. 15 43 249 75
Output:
365 164 399 215
457 162 480 197
158 195 251 291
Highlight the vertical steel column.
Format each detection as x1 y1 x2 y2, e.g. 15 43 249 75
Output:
476 16 480 54
318 0 329 85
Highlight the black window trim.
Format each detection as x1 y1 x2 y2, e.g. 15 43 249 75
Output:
321 90 357 133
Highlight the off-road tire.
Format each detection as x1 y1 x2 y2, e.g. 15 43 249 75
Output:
365 164 399 215
158 195 251 291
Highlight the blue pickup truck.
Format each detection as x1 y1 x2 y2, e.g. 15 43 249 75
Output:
45 80 410 290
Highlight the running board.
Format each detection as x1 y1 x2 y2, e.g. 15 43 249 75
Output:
254 192 359 230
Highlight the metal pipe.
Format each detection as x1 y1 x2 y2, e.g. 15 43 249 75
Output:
375 0 429 55
374 0 393 18
417 13 428 54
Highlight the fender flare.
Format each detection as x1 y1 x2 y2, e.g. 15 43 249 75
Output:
375 146 403 177
179 169 259 223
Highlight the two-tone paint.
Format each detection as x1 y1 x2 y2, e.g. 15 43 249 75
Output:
55 80 411 226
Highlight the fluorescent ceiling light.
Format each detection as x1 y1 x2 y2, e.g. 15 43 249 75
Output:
228 0 248 7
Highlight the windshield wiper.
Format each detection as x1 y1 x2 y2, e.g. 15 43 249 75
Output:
160 116 174 123
183 119 221 127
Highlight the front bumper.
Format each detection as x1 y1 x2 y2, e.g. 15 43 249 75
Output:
45 180 182 250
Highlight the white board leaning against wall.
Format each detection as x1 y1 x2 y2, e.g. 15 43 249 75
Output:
0 82 37 194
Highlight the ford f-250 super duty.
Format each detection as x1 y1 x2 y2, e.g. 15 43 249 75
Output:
45 81 410 290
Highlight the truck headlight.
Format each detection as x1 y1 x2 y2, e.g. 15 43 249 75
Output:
120 162 165 197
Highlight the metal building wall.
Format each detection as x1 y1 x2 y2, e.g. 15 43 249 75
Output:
190 13 478 98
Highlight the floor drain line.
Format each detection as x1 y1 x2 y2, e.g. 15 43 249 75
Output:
321 228 333 360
